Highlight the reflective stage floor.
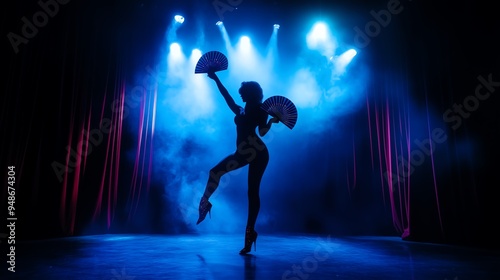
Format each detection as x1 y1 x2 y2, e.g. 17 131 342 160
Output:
2 233 499 279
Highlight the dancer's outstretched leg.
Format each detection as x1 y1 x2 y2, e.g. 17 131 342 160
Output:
197 153 247 225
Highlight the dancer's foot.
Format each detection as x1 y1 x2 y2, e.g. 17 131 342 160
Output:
239 227 258 254
196 196 212 225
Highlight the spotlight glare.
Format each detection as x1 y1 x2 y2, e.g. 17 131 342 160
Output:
170 42 181 54
310 22 328 41
274 24 280 30
174 15 184 24
240 36 250 44
306 21 336 57
216 21 223 26
346 49 357 57
332 48 358 75
237 36 252 53
191 48 202 59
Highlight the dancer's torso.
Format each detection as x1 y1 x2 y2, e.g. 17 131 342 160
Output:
234 106 267 149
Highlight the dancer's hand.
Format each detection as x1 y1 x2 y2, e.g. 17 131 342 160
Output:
269 117 279 123
207 71 217 80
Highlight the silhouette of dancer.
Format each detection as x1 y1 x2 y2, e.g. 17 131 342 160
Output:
197 71 279 254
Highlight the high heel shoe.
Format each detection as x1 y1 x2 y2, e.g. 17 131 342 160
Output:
196 196 212 225
239 228 258 255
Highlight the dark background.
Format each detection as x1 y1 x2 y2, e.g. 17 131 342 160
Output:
1 0 499 250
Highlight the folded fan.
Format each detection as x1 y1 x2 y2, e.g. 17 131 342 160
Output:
194 51 228 74
261 95 298 130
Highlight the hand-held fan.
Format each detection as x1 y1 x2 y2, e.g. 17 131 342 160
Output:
261 95 298 130
194 51 228 74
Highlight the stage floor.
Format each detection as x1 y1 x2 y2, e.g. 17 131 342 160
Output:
2 233 499 279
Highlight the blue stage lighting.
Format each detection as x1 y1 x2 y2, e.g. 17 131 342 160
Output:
346 49 357 57
216 21 223 26
310 22 328 41
191 48 202 60
331 48 358 76
174 15 184 24
170 43 181 54
274 24 280 30
306 21 336 57
236 36 252 54
239 36 251 48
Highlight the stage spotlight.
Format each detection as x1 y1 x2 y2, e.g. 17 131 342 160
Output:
240 36 251 45
274 24 280 30
174 15 184 24
237 36 252 52
190 48 202 61
309 22 328 41
306 21 336 57
191 48 202 57
217 22 232 53
345 49 357 59
332 48 357 76
169 42 182 55
167 42 185 72
190 49 203 74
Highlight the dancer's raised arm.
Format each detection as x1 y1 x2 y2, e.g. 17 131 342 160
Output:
207 71 241 115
